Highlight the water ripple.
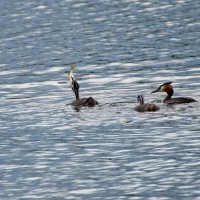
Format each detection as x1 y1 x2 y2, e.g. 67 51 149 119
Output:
0 0 200 199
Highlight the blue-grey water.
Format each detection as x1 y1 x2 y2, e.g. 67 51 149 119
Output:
0 0 200 199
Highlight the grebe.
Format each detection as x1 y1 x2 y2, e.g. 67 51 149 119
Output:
71 77 98 107
67 65 98 107
135 95 160 112
151 82 197 104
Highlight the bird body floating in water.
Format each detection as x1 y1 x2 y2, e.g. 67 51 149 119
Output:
151 82 197 104
135 95 160 112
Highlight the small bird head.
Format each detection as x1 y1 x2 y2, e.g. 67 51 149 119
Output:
137 95 144 104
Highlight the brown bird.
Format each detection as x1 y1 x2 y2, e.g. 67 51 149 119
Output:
135 95 160 112
151 82 197 104
70 77 98 107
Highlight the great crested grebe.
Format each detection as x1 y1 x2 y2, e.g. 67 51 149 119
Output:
67 65 98 107
70 77 98 107
151 82 197 104
135 95 160 112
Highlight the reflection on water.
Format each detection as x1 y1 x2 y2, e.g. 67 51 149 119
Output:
0 0 200 199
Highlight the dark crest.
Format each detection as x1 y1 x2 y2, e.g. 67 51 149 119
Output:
161 81 172 87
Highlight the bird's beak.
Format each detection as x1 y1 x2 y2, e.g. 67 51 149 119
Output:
151 87 160 93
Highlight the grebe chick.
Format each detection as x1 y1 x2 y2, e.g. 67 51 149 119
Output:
71 77 98 107
151 82 197 104
135 95 160 112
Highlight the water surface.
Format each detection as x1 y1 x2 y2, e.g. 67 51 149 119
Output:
0 0 200 199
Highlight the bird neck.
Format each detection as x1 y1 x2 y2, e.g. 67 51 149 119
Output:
74 89 80 100
164 89 173 102
140 98 144 104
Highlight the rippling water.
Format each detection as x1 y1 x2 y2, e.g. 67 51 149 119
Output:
0 0 200 199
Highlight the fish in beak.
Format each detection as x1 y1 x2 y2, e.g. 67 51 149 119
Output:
67 64 75 83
